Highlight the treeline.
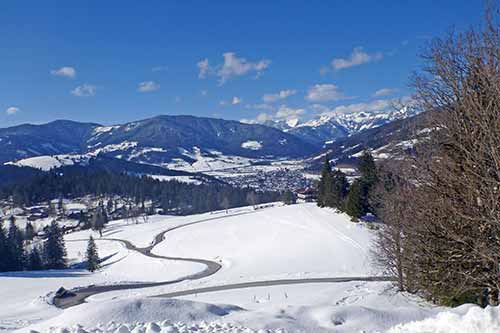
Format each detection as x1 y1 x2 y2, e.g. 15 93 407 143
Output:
0 217 66 272
316 151 378 219
0 166 278 214
372 13 500 307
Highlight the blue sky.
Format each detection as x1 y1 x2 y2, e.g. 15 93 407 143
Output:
0 1 483 127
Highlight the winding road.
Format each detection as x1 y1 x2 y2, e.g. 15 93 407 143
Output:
54 207 393 309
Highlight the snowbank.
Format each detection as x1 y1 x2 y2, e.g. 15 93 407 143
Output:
23 297 246 332
389 304 500 333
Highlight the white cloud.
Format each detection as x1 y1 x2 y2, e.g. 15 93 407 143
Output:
71 84 96 97
256 112 274 122
51 66 76 78
305 84 348 102
331 47 383 71
373 88 397 97
315 97 412 115
198 52 271 85
6 106 19 115
276 105 305 120
262 89 297 103
137 81 160 92
197 59 210 79
242 105 305 124
232 96 242 105
245 103 274 111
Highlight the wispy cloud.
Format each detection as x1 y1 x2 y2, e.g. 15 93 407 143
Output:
220 96 243 106
262 89 297 103
373 88 398 97
198 52 271 85
71 84 96 97
51 66 76 78
314 96 412 115
137 81 160 93
241 105 305 125
6 106 20 115
305 84 349 102
329 47 383 71
197 59 210 79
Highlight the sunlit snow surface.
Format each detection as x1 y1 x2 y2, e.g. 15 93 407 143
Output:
2 203 489 332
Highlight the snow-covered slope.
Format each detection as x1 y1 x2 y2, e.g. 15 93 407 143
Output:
4 203 476 333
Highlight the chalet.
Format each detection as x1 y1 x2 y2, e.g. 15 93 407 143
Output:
295 187 317 202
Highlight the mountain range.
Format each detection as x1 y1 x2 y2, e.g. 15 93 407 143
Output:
0 109 422 173
264 106 420 145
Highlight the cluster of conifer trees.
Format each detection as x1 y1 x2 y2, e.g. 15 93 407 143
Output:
317 151 378 219
0 168 278 215
0 217 66 272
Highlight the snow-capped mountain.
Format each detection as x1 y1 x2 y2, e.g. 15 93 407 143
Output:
0 115 319 168
266 107 420 145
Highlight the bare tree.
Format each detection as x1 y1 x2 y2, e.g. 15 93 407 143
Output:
386 9 500 305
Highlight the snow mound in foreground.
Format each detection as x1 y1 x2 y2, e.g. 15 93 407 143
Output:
389 304 500 333
30 321 284 333
26 298 244 332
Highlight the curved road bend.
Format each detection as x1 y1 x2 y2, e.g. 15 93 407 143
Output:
153 276 396 299
55 210 257 309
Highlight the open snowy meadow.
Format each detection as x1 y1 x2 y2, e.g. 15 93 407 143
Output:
1 203 498 332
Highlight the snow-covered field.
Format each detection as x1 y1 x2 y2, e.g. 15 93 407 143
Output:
1 203 494 332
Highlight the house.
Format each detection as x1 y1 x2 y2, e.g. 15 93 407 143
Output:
295 187 317 202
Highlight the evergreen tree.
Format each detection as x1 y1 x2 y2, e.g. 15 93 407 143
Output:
345 180 364 219
25 222 36 241
358 150 378 185
43 221 67 269
7 216 25 271
86 236 100 272
317 156 333 207
0 220 9 272
281 190 296 205
357 150 379 214
27 246 44 270
326 170 349 210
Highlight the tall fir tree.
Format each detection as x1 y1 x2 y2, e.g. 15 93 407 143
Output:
28 246 44 270
86 236 100 272
0 220 9 272
358 150 378 186
325 170 349 210
44 221 67 269
7 216 25 271
357 150 379 214
345 180 364 219
317 156 333 207
25 222 36 241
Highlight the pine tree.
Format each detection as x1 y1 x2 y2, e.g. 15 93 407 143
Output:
43 221 67 269
86 236 100 272
0 220 9 272
345 180 364 219
25 222 36 241
359 150 378 185
324 170 348 209
357 150 378 214
28 246 44 270
317 156 333 207
7 216 25 271
281 191 296 205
